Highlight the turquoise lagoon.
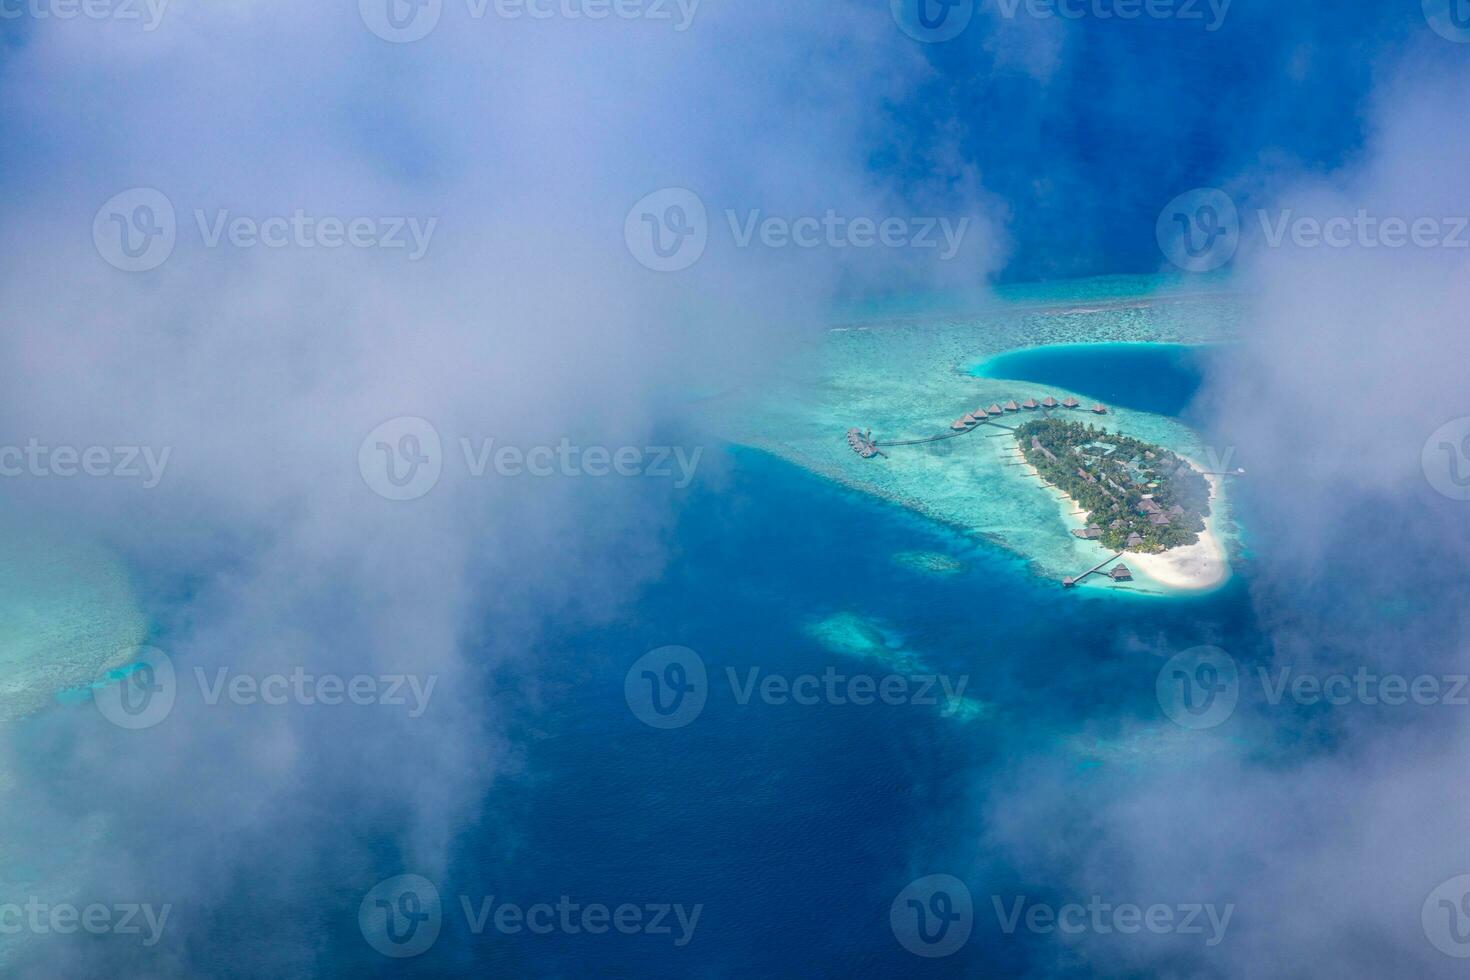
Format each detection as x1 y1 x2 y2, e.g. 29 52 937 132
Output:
702 275 1245 595
973 341 1226 419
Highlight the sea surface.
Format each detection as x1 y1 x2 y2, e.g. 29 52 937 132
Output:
322 320 1262 976
330 446 1262 978
3 278 1271 976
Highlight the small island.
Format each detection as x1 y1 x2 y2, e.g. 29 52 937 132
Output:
1014 418 1211 554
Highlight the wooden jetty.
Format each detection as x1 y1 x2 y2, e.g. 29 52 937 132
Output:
1062 552 1125 588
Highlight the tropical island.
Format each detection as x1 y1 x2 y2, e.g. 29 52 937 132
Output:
1014 417 1212 554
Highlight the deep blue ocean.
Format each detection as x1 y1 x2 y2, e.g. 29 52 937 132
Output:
310 349 1265 977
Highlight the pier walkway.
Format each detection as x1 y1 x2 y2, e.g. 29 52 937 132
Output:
1063 552 1124 588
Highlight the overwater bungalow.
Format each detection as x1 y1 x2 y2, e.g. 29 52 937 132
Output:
1005 400 1020 412
1091 403 1108 414
1042 396 1058 408
961 413 977 426
1109 564 1133 581
950 419 967 431
1022 398 1039 410
987 403 1004 415
1063 396 1080 409
973 408 989 420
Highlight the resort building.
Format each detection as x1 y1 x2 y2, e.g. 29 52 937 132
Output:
1109 564 1134 581
1063 396 1080 409
1005 400 1020 412
988 403 1004 415
1126 532 1144 548
1072 524 1103 540
973 409 989 420
951 419 967 431
1091 404 1108 414
1042 396 1058 408
1022 398 1039 410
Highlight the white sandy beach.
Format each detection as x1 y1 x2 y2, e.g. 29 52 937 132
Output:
1016 450 1230 593
1126 469 1229 591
